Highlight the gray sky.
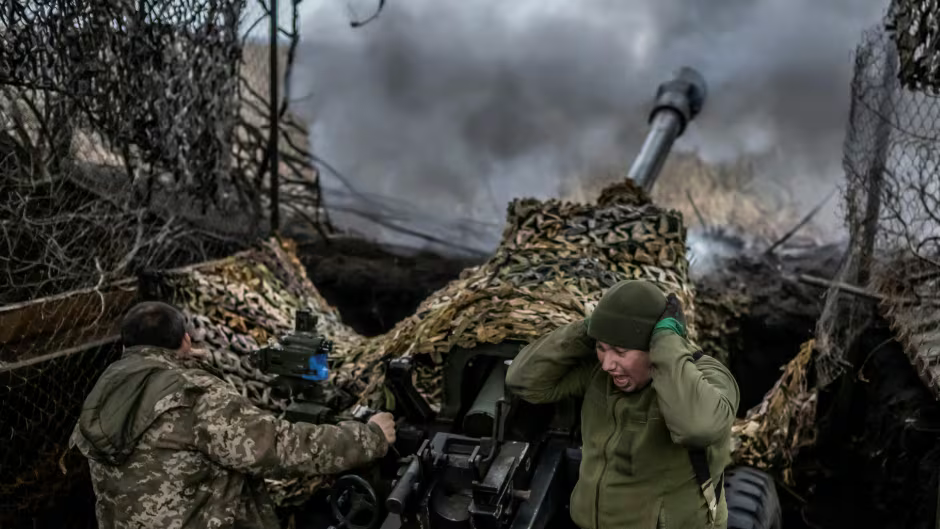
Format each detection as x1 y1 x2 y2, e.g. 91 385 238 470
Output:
283 0 890 254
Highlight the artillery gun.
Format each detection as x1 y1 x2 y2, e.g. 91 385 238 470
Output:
311 67 782 529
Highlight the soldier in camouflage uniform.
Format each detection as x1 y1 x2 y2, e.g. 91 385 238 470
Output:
70 301 396 529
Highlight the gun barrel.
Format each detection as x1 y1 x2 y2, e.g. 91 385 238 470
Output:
628 67 707 192
462 362 508 438
386 457 421 515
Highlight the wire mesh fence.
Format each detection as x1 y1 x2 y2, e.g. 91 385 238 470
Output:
0 345 122 528
0 0 321 525
816 22 940 394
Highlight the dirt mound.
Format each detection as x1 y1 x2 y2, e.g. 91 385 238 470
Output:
297 237 482 337
795 324 940 529
695 242 844 411
295 229 846 419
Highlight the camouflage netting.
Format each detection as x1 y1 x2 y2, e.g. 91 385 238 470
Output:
816 24 940 395
731 339 818 486
137 237 366 505
693 279 749 367
140 179 711 504
887 0 940 94
140 178 818 506
139 238 365 405
340 179 700 410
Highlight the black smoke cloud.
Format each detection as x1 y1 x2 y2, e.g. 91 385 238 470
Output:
288 0 889 254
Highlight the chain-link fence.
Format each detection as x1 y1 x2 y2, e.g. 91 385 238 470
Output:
816 22 940 395
0 1 321 526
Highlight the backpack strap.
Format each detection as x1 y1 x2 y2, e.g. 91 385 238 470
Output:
688 350 722 524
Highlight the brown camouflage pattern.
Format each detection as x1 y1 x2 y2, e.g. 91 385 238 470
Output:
70 346 387 529
141 186 698 505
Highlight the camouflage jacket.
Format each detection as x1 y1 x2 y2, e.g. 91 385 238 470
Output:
70 346 388 529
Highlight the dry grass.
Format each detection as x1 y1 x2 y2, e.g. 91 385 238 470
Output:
731 338 819 485
564 151 826 245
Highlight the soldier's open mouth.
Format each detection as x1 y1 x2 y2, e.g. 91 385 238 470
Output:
613 375 630 386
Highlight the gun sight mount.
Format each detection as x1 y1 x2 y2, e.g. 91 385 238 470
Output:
256 310 352 424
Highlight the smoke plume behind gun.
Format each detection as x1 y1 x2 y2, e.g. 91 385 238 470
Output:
288 0 887 255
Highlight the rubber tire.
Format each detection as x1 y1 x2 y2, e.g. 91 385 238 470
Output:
722 466 783 529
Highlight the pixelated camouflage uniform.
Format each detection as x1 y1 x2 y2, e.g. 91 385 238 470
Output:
70 345 388 529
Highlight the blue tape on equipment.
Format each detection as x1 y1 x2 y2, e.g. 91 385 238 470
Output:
302 353 330 381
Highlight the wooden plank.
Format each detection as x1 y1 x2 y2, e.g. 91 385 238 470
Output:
0 284 137 363
0 250 254 364
0 334 121 373
877 295 940 398
887 314 940 399
0 279 136 344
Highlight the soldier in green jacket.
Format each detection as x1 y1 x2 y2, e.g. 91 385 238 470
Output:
71 301 397 529
505 279 740 529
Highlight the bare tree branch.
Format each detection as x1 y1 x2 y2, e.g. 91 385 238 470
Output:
348 0 386 28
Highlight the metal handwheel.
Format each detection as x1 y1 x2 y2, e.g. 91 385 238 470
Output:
330 474 381 529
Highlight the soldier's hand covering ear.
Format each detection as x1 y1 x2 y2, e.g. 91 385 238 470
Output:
653 293 687 338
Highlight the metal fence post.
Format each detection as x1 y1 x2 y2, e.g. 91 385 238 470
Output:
269 0 280 233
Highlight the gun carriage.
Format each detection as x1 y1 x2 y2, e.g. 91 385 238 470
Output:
260 68 782 529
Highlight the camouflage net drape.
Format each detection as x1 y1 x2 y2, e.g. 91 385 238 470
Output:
731 339 818 486
134 180 702 507
0 0 322 524
335 181 699 414
128 180 814 503
816 25 940 394
0 0 266 308
887 0 940 93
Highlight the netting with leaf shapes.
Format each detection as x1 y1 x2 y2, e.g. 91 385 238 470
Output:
816 24 940 391
0 0 272 308
887 0 940 94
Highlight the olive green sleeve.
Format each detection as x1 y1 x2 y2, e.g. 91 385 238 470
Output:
505 320 597 403
648 331 740 448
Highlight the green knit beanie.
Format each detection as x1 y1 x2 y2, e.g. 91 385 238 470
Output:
586 279 667 351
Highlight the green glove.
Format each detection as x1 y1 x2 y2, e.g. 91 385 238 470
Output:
653 293 687 338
